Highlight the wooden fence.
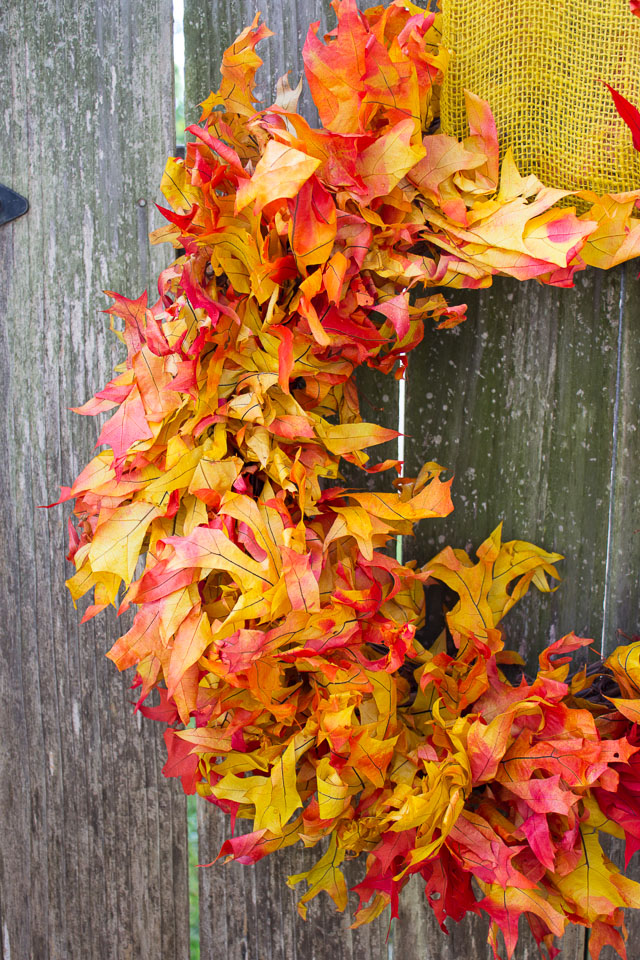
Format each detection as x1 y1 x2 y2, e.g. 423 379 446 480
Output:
1 0 639 957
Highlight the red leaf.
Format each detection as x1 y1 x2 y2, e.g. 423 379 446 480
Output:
138 686 180 724
156 202 199 231
603 82 640 151
162 728 198 794
104 290 149 360
96 387 153 464
270 323 294 391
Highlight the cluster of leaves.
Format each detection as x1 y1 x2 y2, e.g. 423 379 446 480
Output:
57 2 640 957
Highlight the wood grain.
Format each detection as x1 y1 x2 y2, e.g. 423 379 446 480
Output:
600 265 640 960
403 270 623 662
196 801 389 960
602 264 640 654
3 0 637 955
0 0 189 957
395 265 640 959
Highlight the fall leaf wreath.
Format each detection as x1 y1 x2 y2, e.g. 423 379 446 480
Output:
56 3 640 957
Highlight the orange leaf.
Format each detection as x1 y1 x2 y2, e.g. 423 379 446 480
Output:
235 140 321 215
289 177 337 268
166 607 212 699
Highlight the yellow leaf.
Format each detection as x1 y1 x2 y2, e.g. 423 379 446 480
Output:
88 501 160 585
162 526 275 592
316 757 350 819
215 740 301 833
287 834 347 918
219 491 283 578
189 456 243 504
555 818 640 922
161 157 201 213
175 726 233 756
606 639 640 697
167 608 213 699
358 117 425 199
316 420 398 455
427 525 561 650
606 696 640 723
144 446 205 504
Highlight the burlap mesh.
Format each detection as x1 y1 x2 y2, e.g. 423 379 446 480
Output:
440 0 640 193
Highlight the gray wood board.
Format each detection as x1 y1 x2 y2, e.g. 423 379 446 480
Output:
197 802 389 960
404 268 628 662
198 800 389 960
601 267 640 959
341 366 401 493
185 1 392 954
0 0 189 957
396 263 639 960
603 266 640 654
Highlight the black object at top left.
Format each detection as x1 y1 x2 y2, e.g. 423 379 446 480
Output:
0 184 28 226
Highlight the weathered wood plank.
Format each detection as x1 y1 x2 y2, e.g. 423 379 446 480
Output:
185 3 393 954
0 1 189 957
399 270 623 960
602 261 640 654
600 263 640 959
197 801 389 960
340 367 400 493
395 267 639 959
403 270 622 660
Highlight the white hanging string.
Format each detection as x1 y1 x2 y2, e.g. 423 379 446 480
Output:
395 368 406 566
173 0 186 149
601 268 626 656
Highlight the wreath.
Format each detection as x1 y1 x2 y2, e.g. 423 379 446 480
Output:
55 3 640 957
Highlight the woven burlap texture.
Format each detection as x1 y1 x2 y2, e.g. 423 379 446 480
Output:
440 0 640 193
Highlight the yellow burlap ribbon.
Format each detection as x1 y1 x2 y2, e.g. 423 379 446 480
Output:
441 0 640 193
